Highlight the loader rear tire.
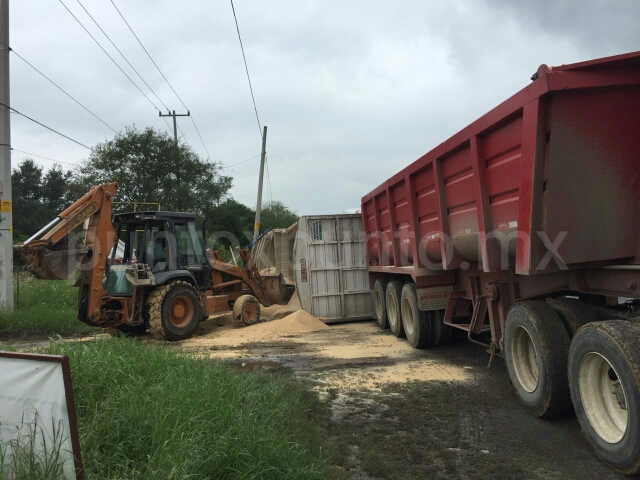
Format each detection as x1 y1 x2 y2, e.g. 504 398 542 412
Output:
233 295 261 326
568 321 640 475
504 300 571 418
386 280 404 338
146 280 202 341
372 278 389 329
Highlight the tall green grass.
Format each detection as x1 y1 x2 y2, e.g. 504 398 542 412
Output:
0 273 94 335
45 338 333 479
0 414 67 480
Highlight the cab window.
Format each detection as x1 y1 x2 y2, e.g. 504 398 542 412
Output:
174 222 198 267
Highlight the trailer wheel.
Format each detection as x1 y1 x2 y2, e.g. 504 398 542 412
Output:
386 280 405 338
430 309 452 346
400 283 433 348
146 280 202 341
372 279 389 329
548 298 597 338
233 295 261 326
568 321 640 475
504 301 571 418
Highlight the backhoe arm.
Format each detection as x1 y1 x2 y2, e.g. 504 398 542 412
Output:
14 183 119 323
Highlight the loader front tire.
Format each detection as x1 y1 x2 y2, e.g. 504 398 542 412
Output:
233 295 261 326
146 281 202 341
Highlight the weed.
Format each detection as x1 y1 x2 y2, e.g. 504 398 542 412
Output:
0 414 67 480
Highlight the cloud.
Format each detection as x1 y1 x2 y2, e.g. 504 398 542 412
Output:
9 0 640 215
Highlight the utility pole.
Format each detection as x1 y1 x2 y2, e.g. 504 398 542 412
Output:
253 125 267 241
0 0 13 311
159 110 189 210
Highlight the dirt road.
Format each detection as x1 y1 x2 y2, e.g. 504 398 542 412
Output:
2 305 627 479
177 311 626 480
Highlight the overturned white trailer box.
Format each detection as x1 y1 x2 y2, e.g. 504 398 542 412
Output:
293 215 373 323
250 214 373 323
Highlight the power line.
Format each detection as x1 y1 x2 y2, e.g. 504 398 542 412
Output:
1 102 91 150
265 155 274 205
230 0 262 139
0 41 116 133
230 0 274 202
108 0 213 160
57 0 163 115
220 153 261 170
11 148 80 167
74 0 170 113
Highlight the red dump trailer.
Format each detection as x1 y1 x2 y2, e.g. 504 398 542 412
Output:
361 51 640 475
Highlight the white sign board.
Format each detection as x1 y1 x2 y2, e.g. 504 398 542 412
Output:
0 352 83 479
417 286 453 311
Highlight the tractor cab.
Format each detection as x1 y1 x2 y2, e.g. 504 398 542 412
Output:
106 211 211 295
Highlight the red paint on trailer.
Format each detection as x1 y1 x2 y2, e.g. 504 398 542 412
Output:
362 51 640 281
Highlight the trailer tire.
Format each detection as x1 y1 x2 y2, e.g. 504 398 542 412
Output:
401 283 433 348
430 309 452 346
548 298 597 338
386 280 405 338
504 301 571 418
568 321 640 475
233 295 261 326
146 281 202 341
372 279 389 329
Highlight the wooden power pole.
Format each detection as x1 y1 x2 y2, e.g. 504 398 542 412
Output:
159 110 190 209
253 125 267 241
0 0 13 311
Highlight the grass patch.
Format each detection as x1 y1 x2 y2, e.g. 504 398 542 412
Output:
0 273 95 335
43 338 336 479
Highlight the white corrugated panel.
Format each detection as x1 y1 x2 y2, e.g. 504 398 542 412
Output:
294 214 373 323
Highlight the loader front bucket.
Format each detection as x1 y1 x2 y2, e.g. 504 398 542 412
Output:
262 273 296 305
14 244 88 280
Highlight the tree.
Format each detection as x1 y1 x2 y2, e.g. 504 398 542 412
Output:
72 126 232 215
204 198 255 248
259 201 298 231
12 159 72 241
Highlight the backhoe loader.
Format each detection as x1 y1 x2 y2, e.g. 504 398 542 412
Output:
14 182 295 340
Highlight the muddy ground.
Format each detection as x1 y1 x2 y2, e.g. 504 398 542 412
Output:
3 306 628 480
173 307 626 480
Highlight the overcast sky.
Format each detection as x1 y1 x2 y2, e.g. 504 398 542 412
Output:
9 0 640 215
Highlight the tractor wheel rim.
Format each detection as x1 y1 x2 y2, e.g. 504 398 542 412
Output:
511 326 539 393
243 302 257 322
387 291 399 329
374 289 384 320
401 295 414 336
579 352 628 444
169 296 194 328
